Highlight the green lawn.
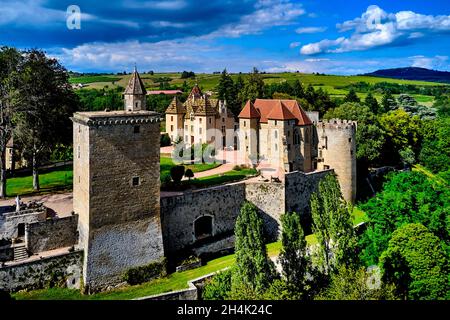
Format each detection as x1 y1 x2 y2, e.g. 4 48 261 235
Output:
160 156 221 178
189 168 258 188
5 158 221 198
6 165 73 197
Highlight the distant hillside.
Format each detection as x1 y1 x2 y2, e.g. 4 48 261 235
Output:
362 67 450 83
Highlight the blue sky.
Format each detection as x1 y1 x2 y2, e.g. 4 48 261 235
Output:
0 0 449 74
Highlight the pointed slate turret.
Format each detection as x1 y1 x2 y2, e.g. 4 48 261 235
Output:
165 96 186 114
124 67 147 111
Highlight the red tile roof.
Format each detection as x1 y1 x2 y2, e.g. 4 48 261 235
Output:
266 100 297 120
238 100 260 118
147 90 182 95
238 99 312 125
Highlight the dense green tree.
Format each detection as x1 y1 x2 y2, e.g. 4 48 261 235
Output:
217 69 240 118
184 168 194 181
380 223 449 300
0 46 22 197
360 171 450 265
364 92 380 114
379 109 421 163
278 212 311 298
239 68 265 102
399 146 415 168
419 117 450 173
317 265 397 300
433 95 450 117
344 88 360 103
13 49 78 190
381 91 397 112
310 174 358 274
292 79 304 98
232 201 277 295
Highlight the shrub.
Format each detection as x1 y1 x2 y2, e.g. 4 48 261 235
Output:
123 258 167 285
170 165 185 184
185 169 194 181
232 165 242 171
160 134 171 147
202 269 233 300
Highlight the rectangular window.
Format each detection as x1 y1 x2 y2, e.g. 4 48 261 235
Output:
132 177 140 186
185 125 188 130
243 121 246 127
209 118 212 124
134 125 140 133
171 116 173 121
199 128 202 134
77 145 80 158
200 118 202 123
324 165 330 170
170 125 174 132
275 120 277 126
191 125 194 132
275 143 278 151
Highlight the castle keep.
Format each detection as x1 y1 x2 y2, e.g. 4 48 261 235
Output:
72 110 164 292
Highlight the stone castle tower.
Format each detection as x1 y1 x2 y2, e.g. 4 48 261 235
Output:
238 101 260 165
72 70 164 292
123 66 147 111
316 119 357 203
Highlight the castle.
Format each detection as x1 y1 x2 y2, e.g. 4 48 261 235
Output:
165 84 236 150
0 68 356 294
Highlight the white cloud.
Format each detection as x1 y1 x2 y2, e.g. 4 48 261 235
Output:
209 0 305 38
300 5 450 55
295 26 327 34
123 0 188 10
410 55 448 69
289 41 301 48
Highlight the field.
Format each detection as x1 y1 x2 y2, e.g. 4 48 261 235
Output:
70 72 446 107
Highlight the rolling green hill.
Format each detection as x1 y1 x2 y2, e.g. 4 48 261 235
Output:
70 72 448 106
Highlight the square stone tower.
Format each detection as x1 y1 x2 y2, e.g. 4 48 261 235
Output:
72 110 164 292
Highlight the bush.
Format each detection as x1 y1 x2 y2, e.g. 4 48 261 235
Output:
232 165 242 171
202 269 233 300
185 169 194 181
170 165 185 183
160 133 171 147
123 258 167 285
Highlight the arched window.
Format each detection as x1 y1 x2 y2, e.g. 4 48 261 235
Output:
194 216 213 239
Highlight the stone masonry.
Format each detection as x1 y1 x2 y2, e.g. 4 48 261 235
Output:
72 111 165 292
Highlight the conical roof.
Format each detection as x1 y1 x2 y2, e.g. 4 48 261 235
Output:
165 96 186 114
124 67 147 95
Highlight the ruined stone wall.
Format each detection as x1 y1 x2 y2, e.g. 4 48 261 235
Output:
161 183 246 255
0 250 83 292
25 215 78 254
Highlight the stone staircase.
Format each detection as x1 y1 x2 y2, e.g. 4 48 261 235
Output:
13 245 28 262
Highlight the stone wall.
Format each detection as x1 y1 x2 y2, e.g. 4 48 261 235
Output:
0 250 83 292
0 207 47 240
245 182 285 241
161 183 246 255
285 169 333 232
25 215 78 254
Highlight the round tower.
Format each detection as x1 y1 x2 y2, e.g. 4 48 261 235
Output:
316 119 357 203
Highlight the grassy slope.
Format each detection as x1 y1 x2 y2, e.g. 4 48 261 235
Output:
13 207 366 300
72 72 444 107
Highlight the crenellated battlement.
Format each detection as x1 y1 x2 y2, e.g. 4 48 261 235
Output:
317 119 357 131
